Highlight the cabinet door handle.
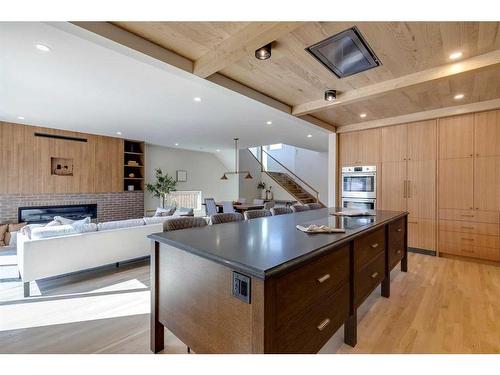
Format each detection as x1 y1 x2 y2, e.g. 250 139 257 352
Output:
407 180 411 198
371 272 379 279
370 243 379 249
317 318 330 331
396 228 402 232
461 226 474 230
461 214 474 217
396 250 402 254
403 180 407 198
317 274 331 283
408 221 418 224
461 238 474 241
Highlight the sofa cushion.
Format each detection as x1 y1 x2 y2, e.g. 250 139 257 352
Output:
173 207 194 217
97 218 145 231
0 224 8 246
143 216 173 230
21 223 45 239
154 206 176 217
30 225 78 239
54 216 90 225
72 222 98 233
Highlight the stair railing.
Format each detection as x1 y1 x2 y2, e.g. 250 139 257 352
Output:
247 148 321 204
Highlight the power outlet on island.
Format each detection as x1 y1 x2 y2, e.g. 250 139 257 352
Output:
232 271 251 304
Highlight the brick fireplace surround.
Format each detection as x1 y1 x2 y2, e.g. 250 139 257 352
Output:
0 191 144 224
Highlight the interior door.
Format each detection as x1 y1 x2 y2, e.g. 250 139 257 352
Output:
381 124 407 162
474 156 500 211
381 161 407 211
438 158 474 210
407 160 436 219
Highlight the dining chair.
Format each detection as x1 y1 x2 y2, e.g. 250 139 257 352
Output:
244 209 272 220
210 212 244 225
222 201 235 213
263 201 275 210
253 199 264 205
204 198 218 216
237 198 247 204
270 207 293 216
291 204 310 213
164 217 208 232
306 203 323 210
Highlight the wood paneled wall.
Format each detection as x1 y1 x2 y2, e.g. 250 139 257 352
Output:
0 122 124 194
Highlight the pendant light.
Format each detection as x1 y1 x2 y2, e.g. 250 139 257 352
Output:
220 138 253 180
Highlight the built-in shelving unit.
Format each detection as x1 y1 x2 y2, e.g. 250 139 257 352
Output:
123 140 145 191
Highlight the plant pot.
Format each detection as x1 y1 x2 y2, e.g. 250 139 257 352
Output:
261 190 267 199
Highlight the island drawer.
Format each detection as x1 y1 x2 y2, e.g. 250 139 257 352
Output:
275 283 349 354
439 209 499 224
354 227 385 271
438 220 499 236
354 252 386 307
275 245 349 322
388 218 406 268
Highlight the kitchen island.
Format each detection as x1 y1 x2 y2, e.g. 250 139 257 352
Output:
149 208 408 354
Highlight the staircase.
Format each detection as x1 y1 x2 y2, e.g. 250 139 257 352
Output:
247 148 325 207
266 171 323 205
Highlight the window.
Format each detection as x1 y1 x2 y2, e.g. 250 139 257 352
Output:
269 143 282 150
165 191 202 210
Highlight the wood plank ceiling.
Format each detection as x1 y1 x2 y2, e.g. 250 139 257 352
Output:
113 21 500 128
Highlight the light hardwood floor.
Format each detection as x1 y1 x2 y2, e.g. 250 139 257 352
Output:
0 250 499 354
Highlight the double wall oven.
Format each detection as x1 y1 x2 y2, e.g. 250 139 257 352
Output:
341 166 377 210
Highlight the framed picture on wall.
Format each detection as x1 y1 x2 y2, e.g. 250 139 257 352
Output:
176 170 187 182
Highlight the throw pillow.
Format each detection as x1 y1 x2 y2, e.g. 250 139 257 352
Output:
45 220 61 227
154 206 176 217
8 222 26 233
53 216 74 225
0 224 8 246
30 225 78 239
7 231 19 247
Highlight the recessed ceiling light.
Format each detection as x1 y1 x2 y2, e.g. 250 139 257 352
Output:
35 44 51 52
449 51 463 60
193 97 202 102
266 121 272 125
360 113 367 118
17 116 25 120
324 89 337 102
454 94 465 100
307 134 312 138
216 149 221 152
255 43 272 60
175 143 179 146
116 131 122 135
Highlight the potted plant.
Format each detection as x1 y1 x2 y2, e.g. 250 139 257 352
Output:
146 168 177 208
265 185 273 200
257 181 266 199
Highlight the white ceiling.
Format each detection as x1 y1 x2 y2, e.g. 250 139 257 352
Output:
0 22 329 153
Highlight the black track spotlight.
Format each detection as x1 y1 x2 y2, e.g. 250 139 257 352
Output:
255 43 272 60
324 89 337 102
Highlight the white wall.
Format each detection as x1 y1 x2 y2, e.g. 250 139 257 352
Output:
145 144 238 211
238 149 262 201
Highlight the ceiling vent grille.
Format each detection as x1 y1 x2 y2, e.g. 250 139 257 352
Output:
306 26 381 79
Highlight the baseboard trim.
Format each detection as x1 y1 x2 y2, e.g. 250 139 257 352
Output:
408 247 436 256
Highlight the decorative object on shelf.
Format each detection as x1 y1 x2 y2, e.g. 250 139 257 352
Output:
265 185 273 200
146 168 177 208
51 157 73 176
257 181 266 199
127 185 134 191
220 138 253 180
128 172 135 178
176 170 187 182
127 160 139 166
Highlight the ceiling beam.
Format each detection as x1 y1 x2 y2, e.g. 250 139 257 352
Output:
336 98 500 133
293 49 500 116
193 22 302 78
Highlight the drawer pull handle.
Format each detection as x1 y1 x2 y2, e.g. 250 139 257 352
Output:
396 250 402 254
317 274 331 283
461 238 474 241
461 226 474 230
396 228 402 232
371 243 379 249
317 318 330 331
408 221 418 224
461 214 474 217
371 272 379 279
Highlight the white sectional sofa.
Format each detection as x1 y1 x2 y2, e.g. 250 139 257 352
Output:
17 220 163 297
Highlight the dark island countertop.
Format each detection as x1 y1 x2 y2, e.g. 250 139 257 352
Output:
148 208 407 279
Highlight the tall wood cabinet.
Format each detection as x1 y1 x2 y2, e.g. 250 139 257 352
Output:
380 120 437 252
339 128 381 166
438 111 500 261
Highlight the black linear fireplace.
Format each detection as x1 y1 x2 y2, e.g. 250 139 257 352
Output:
18 204 98 224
